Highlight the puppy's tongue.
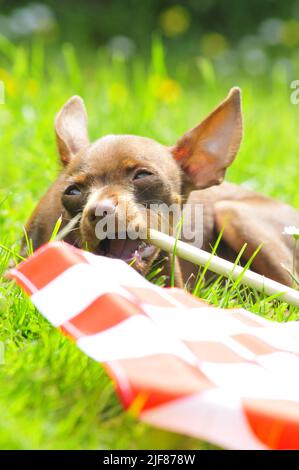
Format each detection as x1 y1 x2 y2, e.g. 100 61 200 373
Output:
109 239 138 259
98 238 156 262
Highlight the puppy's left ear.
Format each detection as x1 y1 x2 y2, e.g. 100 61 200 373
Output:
171 87 242 189
55 95 89 166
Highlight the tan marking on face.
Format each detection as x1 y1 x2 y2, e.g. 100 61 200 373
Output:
121 157 140 172
72 173 90 185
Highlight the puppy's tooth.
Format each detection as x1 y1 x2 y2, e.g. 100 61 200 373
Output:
139 241 147 250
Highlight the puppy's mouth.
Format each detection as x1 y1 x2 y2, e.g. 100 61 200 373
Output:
95 236 156 268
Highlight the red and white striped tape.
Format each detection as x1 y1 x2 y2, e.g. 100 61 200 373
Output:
8 241 299 450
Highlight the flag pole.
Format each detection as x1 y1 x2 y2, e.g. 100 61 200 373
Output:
149 228 299 308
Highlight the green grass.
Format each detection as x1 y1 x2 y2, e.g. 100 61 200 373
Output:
0 37 299 449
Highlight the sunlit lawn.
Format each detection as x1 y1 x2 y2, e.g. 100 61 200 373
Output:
0 36 299 449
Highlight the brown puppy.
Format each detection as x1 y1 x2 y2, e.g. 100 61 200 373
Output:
22 88 299 287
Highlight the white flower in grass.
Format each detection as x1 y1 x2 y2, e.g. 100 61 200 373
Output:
283 226 299 240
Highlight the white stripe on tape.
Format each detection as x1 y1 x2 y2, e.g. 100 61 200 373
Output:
77 315 196 363
83 252 151 288
201 361 299 401
144 306 252 341
254 327 299 353
31 263 130 326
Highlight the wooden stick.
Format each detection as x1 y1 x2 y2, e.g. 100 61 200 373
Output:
149 228 299 308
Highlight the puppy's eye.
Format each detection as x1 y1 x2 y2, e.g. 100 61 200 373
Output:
64 184 82 196
133 170 153 181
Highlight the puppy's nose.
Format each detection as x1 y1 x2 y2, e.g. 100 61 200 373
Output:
87 199 117 223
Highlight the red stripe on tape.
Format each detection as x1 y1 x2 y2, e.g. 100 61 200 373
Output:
118 354 214 412
62 293 142 339
8 242 87 293
244 399 299 450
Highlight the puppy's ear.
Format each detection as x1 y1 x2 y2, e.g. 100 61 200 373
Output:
171 87 242 189
55 95 89 165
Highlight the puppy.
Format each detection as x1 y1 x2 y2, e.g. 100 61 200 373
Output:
22 88 299 287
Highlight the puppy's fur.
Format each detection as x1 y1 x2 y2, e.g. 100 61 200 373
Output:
22 88 299 287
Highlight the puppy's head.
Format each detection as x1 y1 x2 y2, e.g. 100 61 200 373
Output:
55 88 242 274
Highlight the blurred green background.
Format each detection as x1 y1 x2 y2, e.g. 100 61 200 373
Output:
2 0 299 75
1 0 299 451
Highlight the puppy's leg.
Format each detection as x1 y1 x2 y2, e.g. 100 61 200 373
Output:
214 199 297 286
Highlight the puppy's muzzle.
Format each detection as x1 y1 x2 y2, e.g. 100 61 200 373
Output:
87 198 117 224
80 196 158 272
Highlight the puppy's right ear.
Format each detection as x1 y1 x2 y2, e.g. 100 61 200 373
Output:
171 87 242 190
55 95 89 165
